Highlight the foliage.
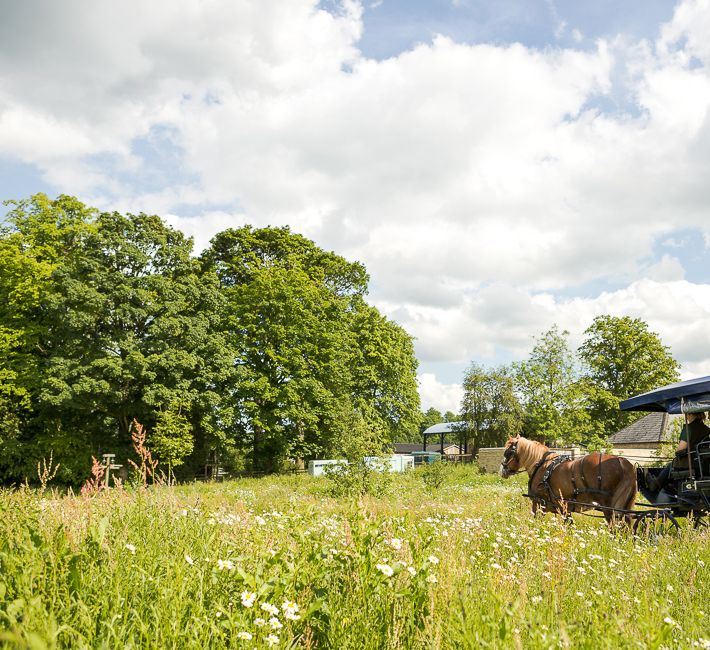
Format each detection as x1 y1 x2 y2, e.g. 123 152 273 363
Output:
150 406 194 481
324 408 393 498
417 459 451 493
0 197 419 483
419 407 443 433
512 325 594 446
204 226 420 471
578 315 680 435
0 195 229 483
460 363 522 453
0 475 709 648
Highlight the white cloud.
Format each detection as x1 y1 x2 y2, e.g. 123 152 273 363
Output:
2 0 710 410
644 254 686 282
418 373 463 413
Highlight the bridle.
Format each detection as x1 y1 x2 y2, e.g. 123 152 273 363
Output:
501 442 525 475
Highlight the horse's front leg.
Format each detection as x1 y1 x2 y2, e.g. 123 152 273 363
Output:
531 498 547 517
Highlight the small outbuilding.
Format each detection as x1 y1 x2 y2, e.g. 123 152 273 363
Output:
393 442 462 456
608 412 679 450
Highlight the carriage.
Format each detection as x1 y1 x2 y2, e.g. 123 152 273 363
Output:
499 375 710 533
620 375 710 528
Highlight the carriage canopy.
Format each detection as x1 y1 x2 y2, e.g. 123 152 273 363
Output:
619 375 710 414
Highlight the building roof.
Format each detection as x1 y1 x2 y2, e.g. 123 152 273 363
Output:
608 412 677 445
393 443 461 454
422 422 466 435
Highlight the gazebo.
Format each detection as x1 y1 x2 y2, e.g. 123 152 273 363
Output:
422 421 468 455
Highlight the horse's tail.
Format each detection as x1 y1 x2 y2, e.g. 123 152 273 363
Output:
611 456 637 515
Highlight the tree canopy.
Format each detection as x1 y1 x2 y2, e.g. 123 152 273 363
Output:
0 196 421 482
461 319 681 449
578 315 680 434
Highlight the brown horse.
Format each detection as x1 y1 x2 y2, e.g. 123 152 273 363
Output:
499 435 637 524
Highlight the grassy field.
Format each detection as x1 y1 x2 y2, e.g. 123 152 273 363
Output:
1 466 709 649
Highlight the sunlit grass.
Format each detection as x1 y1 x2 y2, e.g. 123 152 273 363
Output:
1 467 709 648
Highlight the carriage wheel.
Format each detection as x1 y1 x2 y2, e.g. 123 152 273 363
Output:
633 511 681 540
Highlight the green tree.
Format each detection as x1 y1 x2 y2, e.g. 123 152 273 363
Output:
0 194 97 481
514 326 592 446
443 410 460 423
150 406 194 483
204 226 420 472
420 407 443 432
578 315 680 435
0 195 228 482
460 363 522 454
348 301 420 444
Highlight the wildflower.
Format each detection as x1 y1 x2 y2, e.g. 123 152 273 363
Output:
531 596 543 604
217 559 235 571
407 566 416 576
428 555 440 565
282 600 300 620
666 584 674 592
261 603 279 616
256 516 267 525
376 563 394 577
241 591 257 608
490 563 502 570
215 611 222 618
664 617 678 626
184 554 194 565
426 574 438 584
389 538 403 550
269 617 283 630
266 635 280 646
237 632 252 640
254 618 266 627
576 592 584 597
125 544 136 554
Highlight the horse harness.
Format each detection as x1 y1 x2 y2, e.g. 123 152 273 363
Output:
527 450 610 508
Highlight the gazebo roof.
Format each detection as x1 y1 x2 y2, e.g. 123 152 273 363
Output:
422 422 466 435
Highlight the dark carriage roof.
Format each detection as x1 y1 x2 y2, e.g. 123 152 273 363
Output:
619 375 710 414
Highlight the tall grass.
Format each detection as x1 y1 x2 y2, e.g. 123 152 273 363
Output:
0 467 709 648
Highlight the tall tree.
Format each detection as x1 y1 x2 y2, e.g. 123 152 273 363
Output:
0 195 228 481
460 363 522 454
203 226 420 471
420 407 443 432
0 195 97 480
514 326 591 445
348 301 420 445
578 315 680 435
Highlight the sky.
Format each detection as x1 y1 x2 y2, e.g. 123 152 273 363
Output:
1 0 710 414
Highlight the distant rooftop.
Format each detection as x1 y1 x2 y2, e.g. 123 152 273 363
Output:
393 442 462 454
422 422 467 435
608 412 677 445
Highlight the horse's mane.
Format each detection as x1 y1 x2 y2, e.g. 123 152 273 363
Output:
512 436 554 472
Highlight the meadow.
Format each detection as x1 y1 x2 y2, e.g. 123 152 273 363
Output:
1 466 709 649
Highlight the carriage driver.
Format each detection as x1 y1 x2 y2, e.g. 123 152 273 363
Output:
649 411 710 492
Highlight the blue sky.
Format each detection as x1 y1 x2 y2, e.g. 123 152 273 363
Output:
357 0 675 59
1 0 709 412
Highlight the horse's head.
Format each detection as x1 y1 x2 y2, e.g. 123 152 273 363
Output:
499 435 522 479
